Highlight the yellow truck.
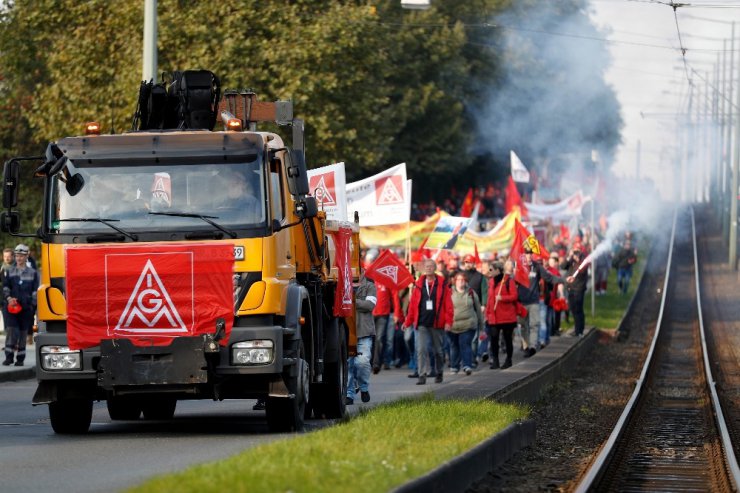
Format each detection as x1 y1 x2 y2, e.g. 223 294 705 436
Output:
0 70 358 433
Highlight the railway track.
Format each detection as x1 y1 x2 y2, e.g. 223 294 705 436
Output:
575 207 740 492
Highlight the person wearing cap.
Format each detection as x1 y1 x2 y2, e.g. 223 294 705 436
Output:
3 244 39 366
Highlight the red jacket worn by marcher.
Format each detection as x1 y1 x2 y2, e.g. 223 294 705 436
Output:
485 275 518 325
404 274 454 329
373 283 402 319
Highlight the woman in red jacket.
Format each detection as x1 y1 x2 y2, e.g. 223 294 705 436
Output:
485 259 519 369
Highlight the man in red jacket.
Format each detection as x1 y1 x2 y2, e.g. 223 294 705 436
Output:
403 258 454 385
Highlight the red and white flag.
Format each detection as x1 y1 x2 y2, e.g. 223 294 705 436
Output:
331 227 354 317
307 162 348 221
65 243 234 350
365 249 414 291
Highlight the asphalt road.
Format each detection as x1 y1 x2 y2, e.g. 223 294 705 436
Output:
0 366 436 492
0 328 565 492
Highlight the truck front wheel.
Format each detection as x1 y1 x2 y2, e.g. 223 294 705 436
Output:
266 342 309 432
49 398 93 434
312 319 348 419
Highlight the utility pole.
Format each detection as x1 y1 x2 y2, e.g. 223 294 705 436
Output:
732 26 740 270
725 25 736 243
721 39 729 240
142 0 158 83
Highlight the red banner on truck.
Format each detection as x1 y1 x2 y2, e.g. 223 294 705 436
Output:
65 243 234 350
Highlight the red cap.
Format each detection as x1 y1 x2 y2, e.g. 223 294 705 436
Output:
463 254 476 264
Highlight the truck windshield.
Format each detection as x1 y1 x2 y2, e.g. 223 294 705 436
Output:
48 158 266 235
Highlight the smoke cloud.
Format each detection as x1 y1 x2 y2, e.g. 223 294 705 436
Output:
474 1 622 198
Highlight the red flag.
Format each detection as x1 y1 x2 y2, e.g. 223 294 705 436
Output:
460 188 474 217
560 223 570 243
505 176 528 217
365 249 414 290
510 220 550 286
331 227 354 317
510 221 531 286
411 236 431 263
473 242 481 265
65 242 234 350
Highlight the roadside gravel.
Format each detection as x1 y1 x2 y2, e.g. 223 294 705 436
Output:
468 247 665 492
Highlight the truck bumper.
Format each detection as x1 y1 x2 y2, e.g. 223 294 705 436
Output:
33 325 294 391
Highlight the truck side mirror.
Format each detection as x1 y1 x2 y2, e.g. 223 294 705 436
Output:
286 149 309 197
2 159 20 209
0 211 19 233
65 172 85 196
295 196 318 219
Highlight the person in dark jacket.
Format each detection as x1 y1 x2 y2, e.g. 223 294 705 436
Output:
485 260 518 369
403 258 453 385
612 238 637 295
3 244 39 366
517 248 564 356
562 246 589 337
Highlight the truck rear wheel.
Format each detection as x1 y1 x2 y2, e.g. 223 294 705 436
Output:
312 319 348 419
107 397 142 420
141 398 177 420
266 342 309 432
49 398 93 434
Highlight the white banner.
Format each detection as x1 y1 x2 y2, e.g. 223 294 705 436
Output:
525 191 591 221
511 150 530 183
307 162 348 221
346 163 409 226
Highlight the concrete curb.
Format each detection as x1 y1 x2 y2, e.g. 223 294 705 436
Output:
0 366 35 383
390 420 537 493
392 329 597 493
491 328 599 405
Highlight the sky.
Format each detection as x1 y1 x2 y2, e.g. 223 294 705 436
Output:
589 0 740 200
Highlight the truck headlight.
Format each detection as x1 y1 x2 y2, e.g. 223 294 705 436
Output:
40 345 82 371
232 340 274 365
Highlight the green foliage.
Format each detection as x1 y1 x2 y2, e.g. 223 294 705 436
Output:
0 0 621 216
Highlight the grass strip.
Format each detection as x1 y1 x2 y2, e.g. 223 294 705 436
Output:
127 394 528 493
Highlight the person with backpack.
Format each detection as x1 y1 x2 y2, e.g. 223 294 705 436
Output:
485 260 519 369
448 272 484 375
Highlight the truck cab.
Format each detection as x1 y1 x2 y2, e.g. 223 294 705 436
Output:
1 75 357 433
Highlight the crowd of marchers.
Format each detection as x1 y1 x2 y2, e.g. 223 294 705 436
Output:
346 229 639 405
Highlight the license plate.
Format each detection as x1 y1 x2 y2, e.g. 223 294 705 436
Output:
233 245 245 261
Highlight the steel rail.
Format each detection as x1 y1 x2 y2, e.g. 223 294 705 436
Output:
576 206 740 491
692 206 740 490
574 207 678 493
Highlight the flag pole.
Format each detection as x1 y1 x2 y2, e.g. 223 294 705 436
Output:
406 220 411 265
590 199 595 316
